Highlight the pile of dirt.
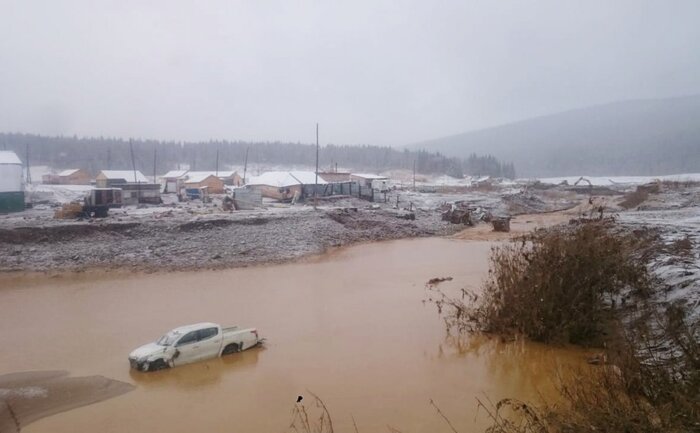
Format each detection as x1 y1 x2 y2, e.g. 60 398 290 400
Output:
0 223 140 244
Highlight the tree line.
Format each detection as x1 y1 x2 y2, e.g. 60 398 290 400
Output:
0 133 516 179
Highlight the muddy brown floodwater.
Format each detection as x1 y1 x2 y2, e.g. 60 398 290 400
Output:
0 231 588 433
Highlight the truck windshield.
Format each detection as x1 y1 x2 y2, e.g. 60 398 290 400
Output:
157 331 180 346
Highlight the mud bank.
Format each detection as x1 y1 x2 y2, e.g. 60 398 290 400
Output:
0 371 133 433
0 206 460 273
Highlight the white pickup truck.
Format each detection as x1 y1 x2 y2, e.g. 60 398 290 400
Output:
128 322 262 372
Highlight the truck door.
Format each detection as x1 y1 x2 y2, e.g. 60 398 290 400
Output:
173 331 200 366
197 327 222 360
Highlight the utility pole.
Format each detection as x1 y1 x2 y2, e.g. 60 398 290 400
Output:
25 143 31 184
153 146 157 184
215 148 219 177
129 139 140 203
243 147 249 185
413 159 416 191
314 123 319 210
107 148 111 170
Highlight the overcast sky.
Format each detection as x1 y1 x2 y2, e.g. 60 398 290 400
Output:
1 0 699 146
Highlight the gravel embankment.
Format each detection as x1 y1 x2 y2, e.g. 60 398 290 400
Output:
0 206 459 273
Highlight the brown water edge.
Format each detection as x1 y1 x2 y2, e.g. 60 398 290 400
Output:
0 211 570 283
0 371 133 433
452 212 572 241
0 235 590 433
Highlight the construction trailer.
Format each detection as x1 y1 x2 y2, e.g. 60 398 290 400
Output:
247 171 328 202
117 183 161 205
83 188 123 217
350 173 390 191
95 170 160 205
0 151 24 213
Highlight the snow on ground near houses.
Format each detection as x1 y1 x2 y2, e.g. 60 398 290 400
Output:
535 173 700 187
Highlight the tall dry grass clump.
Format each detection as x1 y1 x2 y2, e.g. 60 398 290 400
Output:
619 188 650 209
432 221 654 345
287 392 336 433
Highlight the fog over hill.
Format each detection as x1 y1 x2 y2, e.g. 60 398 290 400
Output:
410 95 700 178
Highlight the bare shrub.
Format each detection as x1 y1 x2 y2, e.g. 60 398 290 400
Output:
619 188 649 209
477 397 549 433
430 221 654 345
287 392 335 433
668 236 693 256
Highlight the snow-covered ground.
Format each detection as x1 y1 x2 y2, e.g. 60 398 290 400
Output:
534 173 700 187
620 206 700 322
26 184 93 204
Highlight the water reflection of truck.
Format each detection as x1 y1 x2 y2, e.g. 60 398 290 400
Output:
128 322 263 372
83 188 122 217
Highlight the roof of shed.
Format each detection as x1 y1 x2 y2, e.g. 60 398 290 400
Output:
0 151 22 165
184 172 221 183
248 171 327 187
58 169 81 176
99 170 149 183
351 173 388 180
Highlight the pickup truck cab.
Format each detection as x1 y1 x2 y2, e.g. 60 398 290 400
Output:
129 322 262 372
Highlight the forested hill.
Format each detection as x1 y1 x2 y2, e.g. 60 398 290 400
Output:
0 133 515 178
410 95 700 177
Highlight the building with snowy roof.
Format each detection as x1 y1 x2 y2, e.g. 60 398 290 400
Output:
96 170 150 187
95 170 160 205
0 151 24 213
160 170 189 193
350 173 390 192
42 168 91 185
183 172 226 194
247 171 327 201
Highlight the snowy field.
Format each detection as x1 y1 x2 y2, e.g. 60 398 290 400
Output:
620 206 700 322
534 173 700 186
26 184 94 204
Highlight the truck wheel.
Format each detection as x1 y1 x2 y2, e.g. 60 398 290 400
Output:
222 343 240 355
149 359 168 371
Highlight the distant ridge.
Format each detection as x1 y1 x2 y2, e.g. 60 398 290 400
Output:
410 95 700 177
